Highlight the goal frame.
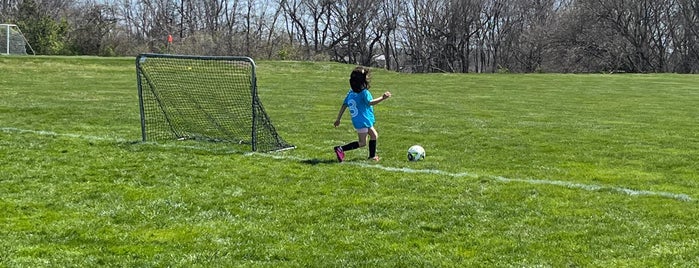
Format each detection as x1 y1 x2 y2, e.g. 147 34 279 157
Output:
0 23 35 55
136 53 293 152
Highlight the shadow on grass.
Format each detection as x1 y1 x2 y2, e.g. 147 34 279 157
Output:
120 141 364 166
300 157 378 165
301 158 338 165
117 140 249 156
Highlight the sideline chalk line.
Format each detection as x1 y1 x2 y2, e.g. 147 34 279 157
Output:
2 126 693 202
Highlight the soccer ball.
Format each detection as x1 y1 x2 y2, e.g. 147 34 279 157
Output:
407 145 425 161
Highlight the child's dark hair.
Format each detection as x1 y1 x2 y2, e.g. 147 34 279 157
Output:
349 66 371 93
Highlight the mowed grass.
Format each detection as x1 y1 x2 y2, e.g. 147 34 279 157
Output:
1 56 699 266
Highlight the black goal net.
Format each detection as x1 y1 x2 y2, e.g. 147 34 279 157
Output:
136 53 294 152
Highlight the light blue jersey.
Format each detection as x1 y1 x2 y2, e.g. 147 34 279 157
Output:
343 89 375 129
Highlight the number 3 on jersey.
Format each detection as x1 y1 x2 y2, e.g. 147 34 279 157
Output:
347 99 358 118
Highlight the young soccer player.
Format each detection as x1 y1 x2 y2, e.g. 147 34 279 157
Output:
333 66 392 162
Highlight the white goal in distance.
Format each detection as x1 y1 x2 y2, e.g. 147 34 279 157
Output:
0 24 34 55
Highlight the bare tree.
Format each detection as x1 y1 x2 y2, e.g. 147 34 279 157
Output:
443 0 484 73
0 0 21 19
263 2 284 58
588 0 671 72
376 0 403 70
328 0 383 66
222 0 241 54
306 0 333 55
479 0 513 73
279 0 314 58
402 0 449 72
65 0 116 55
671 0 699 73
6 0 696 72
510 0 561 72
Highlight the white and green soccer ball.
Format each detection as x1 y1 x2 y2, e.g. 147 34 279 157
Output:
407 145 425 161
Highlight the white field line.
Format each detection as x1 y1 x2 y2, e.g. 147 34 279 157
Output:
2 127 693 202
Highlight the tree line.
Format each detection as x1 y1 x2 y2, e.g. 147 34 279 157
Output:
1 0 698 73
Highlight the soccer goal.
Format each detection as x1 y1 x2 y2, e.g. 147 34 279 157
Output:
136 53 295 152
0 24 34 55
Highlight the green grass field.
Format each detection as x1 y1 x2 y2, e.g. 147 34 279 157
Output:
1 56 699 266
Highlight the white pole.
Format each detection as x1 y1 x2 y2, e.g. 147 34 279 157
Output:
5 24 9 54
5 24 10 54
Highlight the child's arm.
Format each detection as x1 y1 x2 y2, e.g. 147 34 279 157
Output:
334 104 347 127
369 91 392 105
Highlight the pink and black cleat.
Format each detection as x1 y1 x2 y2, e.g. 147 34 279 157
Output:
334 146 345 162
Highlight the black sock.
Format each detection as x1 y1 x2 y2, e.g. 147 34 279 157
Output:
368 140 377 158
341 141 360 151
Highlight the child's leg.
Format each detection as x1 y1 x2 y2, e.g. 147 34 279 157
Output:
334 129 368 162
368 127 378 159
356 131 369 147
340 141 360 151
341 130 368 151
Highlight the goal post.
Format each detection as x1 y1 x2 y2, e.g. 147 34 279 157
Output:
136 53 295 152
0 23 35 55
